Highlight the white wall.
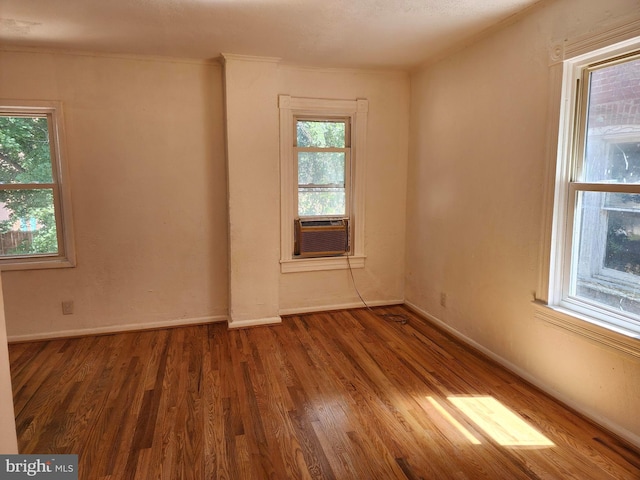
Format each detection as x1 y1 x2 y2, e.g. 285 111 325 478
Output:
406 0 640 444
0 50 229 339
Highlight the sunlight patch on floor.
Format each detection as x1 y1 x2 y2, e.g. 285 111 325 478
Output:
426 396 481 444
448 396 555 447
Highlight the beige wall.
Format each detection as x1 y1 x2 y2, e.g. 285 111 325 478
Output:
0 50 229 339
223 56 282 327
223 57 409 323
0 275 18 453
0 49 408 335
406 0 640 444
278 65 409 313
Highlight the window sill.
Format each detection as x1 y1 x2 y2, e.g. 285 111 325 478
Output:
0 256 75 271
533 301 640 358
281 254 365 273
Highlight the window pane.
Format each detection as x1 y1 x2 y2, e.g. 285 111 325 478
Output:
298 188 345 216
573 191 640 316
297 120 345 148
0 116 54 184
0 189 58 256
298 152 345 186
584 58 640 183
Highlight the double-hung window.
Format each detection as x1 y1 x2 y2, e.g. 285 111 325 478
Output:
549 38 640 338
0 101 75 270
279 96 368 272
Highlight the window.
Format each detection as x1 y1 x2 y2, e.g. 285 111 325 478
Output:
279 96 368 272
0 101 75 270
295 118 350 218
549 39 640 337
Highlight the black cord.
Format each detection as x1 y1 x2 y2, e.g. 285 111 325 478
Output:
346 255 408 325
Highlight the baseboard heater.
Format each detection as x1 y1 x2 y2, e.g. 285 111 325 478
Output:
294 218 349 257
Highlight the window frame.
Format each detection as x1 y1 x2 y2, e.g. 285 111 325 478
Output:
563 55 640 329
535 28 640 344
0 100 75 270
279 95 368 273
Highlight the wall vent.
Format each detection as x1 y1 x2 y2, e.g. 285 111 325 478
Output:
294 219 349 257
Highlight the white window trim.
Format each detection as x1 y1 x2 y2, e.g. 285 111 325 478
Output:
536 17 640 355
0 100 75 270
279 95 368 273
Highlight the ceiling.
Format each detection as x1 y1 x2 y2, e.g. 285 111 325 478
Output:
0 0 541 69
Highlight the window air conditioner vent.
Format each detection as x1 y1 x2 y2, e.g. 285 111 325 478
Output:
294 219 349 257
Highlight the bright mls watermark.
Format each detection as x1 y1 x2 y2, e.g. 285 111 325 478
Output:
0 455 77 479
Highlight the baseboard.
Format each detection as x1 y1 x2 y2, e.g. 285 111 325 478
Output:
279 299 404 316
5 299 406 340
7 314 228 343
403 300 640 449
227 316 282 329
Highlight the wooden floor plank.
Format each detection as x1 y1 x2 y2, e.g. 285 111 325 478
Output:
8 306 640 479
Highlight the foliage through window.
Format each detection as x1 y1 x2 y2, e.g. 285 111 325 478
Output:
0 102 74 269
295 118 350 218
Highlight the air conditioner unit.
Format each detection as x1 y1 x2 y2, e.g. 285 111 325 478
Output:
294 218 349 257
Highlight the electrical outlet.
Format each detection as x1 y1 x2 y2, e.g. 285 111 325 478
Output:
62 300 74 315
440 292 447 307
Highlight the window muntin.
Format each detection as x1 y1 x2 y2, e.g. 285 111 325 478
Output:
0 102 74 269
294 118 350 218
562 50 640 327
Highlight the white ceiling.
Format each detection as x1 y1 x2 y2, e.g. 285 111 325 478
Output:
0 0 541 69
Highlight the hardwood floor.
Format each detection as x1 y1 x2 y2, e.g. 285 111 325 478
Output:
8 306 640 479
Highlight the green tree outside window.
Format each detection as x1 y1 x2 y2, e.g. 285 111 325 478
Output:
0 115 58 256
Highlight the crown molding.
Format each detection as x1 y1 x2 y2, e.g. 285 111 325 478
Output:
220 53 281 65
